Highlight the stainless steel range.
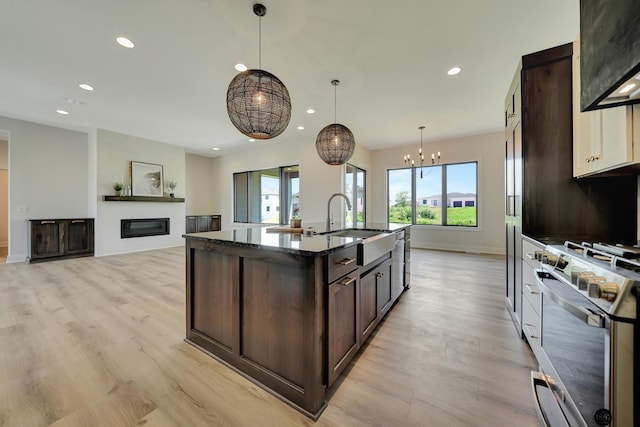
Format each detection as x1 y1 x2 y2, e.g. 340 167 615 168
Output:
531 241 640 427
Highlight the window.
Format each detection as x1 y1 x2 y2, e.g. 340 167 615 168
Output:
387 161 477 227
234 165 299 224
345 164 366 227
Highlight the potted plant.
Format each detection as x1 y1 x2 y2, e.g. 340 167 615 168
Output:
167 180 177 198
113 182 124 196
290 214 302 228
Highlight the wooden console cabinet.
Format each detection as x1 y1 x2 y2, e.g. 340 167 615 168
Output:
29 218 94 263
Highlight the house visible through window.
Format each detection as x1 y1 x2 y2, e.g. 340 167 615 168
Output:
234 165 299 224
387 161 477 227
345 164 366 227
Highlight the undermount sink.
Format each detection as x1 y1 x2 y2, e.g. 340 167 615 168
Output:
324 229 397 266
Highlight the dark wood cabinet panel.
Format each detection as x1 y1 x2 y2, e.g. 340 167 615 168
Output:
376 258 393 317
29 219 94 262
191 249 236 350
185 215 221 233
359 266 378 342
327 270 359 387
65 219 94 254
31 221 64 258
241 257 306 388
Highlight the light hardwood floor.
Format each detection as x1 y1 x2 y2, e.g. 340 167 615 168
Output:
0 247 539 427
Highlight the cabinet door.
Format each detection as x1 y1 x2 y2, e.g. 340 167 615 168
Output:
197 216 211 232
376 258 393 316
30 220 64 259
359 267 378 343
186 216 197 233
65 219 93 255
211 216 221 231
599 107 632 170
327 271 359 387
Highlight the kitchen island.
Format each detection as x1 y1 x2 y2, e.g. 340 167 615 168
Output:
183 223 409 419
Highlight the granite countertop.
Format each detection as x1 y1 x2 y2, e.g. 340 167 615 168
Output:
183 222 410 257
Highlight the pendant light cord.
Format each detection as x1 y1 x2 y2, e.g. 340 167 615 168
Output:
258 15 262 69
334 83 337 123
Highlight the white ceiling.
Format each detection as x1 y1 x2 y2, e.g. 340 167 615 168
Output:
0 0 579 157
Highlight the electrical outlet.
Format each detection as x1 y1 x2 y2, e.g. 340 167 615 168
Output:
17 205 28 213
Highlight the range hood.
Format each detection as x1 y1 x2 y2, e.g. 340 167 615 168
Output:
579 0 640 111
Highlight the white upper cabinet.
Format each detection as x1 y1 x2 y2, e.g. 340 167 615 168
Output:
573 38 640 177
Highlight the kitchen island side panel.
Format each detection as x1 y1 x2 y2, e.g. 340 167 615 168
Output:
242 257 306 388
191 249 236 350
184 237 326 418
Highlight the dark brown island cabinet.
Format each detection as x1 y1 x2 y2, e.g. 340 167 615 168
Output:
28 218 95 263
184 224 409 419
504 42 637 332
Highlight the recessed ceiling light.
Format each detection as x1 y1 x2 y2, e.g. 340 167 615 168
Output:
56 109 69 115
212 147 220 151
620 83 637 94
249 138 256 142
235 63 248 72
306 108 315 114
447 67 461 76
116 37 135 48
297 126 304 130
79 83 94 91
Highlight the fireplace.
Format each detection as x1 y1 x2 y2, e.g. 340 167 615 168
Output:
121 218 170 238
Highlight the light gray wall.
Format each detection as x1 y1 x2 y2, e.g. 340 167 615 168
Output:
96 129 186 256
0 116 89 262
185 153 219 215
216 136 372 230
370 131 505 255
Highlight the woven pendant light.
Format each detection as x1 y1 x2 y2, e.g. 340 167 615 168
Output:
316 80 355 165
226 3 291 140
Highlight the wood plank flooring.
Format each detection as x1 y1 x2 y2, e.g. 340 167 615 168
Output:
0 247 539 427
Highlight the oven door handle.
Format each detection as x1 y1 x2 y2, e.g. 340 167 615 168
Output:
535 270 606 328
531 371 570 427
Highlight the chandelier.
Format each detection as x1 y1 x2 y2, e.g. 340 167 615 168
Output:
316 80 356 165
404 126 440 178
226 3 291 139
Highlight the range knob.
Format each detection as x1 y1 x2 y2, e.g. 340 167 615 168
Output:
588 282 619 302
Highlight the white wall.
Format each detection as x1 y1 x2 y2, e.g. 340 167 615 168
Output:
96 129 186 256
370 131 505 255
215 137 372 230
185 153 219 215
0 116 89 262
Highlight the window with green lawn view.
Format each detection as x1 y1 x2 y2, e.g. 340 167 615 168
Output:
234 165 299 224
387 161 477 227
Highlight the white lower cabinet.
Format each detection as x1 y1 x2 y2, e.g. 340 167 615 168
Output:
521 238 543 360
